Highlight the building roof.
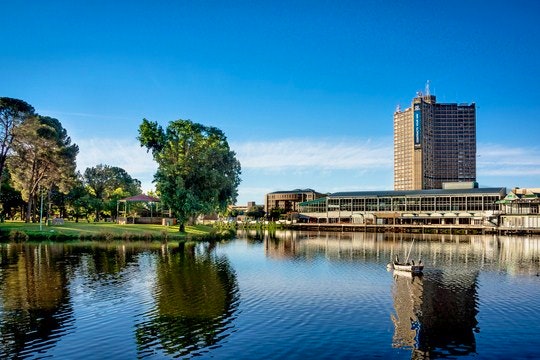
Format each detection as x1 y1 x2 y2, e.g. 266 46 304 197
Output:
329 187 506 198
299 197 327 206
267 188 320 195
499 188 540 203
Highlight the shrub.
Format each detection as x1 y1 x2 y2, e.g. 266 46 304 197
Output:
78 233 92 241
121 232 135 241
218 228 236 239
46 233 71 242
94 232 115 241
9 230 29 242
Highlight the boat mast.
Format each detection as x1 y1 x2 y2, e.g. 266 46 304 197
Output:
405 239 415 263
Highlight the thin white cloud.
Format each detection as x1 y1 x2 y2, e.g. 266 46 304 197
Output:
237 186 275 198
73 138 538 204
76 136 394 202
76 138 157 191
478 143 540 176
232 138 393 171
234 140 540 176
41 110 131 121
326 183 391 193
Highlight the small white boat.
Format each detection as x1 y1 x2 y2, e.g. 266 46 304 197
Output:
388 239 424 273
387 261 424 273
387 250 424 273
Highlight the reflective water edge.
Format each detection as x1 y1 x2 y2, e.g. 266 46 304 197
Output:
0 231 539 359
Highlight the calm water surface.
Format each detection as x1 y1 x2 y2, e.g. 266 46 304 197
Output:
1 231 539 359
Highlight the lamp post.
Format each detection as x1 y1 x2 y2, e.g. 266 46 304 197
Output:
39 189 44 231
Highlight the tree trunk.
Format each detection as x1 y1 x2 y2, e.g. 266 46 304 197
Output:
179 222 185 232
25 198 32 223
32 194 38 223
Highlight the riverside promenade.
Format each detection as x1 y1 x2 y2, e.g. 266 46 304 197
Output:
288 222 540 235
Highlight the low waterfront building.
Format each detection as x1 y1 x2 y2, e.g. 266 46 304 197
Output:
265 188 326 213
298 187 505 226
498 188 540 230
225 201 262 222
229 201 258 214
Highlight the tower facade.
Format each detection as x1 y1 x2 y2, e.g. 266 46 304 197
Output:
394 93 476 190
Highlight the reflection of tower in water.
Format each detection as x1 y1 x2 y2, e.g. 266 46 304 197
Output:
391 270 479 358
391 272 424 352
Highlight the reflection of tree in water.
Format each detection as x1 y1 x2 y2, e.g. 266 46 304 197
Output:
416 271 479 358
136 242 239 358
75 243 140 283
236 229 266 243
391 270 479 358
0 244 74 358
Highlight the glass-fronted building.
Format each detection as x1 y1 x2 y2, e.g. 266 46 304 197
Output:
299 187 505 225
265 188 325 213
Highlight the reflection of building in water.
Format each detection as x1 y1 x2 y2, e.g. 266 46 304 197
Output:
250 231 540 276
391 272 423 351
391 270 479 358
245 231 538 357
498 236 540 276
260 230 392 260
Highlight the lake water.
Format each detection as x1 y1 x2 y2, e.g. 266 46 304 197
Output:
1 231 539 359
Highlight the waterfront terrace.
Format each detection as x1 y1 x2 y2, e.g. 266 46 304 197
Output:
298 187 506 228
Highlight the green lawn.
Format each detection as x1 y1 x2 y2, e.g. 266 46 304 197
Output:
0 220 221 241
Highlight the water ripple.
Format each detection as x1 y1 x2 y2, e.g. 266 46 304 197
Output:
2 236 540 359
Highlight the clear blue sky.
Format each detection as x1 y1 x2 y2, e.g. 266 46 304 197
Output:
2 1 539 205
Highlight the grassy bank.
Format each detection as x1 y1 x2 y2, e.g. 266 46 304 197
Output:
0 221 234 242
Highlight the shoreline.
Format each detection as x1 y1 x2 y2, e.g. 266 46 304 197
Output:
0 221 236 242
287 222 540 235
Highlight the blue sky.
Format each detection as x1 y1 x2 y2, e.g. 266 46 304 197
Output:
2 1 539 205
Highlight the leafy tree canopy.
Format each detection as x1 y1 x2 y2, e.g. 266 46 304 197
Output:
138 118 241 231
246 206 265 220
0 97 35 187
83 164 141 220
0 169 23 219
8 114 79 222
9 115 79 195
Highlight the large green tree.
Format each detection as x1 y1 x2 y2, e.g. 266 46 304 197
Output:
0 97 35 190
8 115 78 222
65 176 93 222
138 119 241 231
0 169 24 220
83 164 141 221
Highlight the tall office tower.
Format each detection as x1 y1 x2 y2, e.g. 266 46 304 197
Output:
394 91 476 190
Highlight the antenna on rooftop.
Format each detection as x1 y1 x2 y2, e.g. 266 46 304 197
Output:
425 80 431 96
396 104 401 112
